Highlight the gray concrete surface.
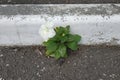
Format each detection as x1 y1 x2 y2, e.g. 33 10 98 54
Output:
0 4 120 46
0 4 120 15
0 0 120 4
0 45 120 80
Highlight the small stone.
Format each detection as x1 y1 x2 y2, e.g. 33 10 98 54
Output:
7 0 11 3
37 72 41 77
6 64 9 67
21 56 24 58
0 54 3 57
37 65 39 68
109 74 116 78
0 78 4 80
41 67 46 72
60 71 62 74
73 63 77 66
103 73 107 76
41 62 44 64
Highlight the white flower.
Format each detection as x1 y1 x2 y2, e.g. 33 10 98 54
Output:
39 22 56 41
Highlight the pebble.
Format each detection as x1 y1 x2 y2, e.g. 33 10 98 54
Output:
0 78 4 80
73 63 77 66
41 67 46 72
20 56 24 58
7 0 11 3
37 65 40 68
109 74 116 78
37 72 41 77
6 64 10 67
84 56 88 58
41 62 44 64
0 54 3 57
103 73 107 76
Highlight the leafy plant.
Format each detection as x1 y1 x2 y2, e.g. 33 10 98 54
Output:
42 25 81 59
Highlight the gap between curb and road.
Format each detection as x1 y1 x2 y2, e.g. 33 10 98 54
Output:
0 4 120 46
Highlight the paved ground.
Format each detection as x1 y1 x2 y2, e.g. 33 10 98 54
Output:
0 45 120 80
0 0 120 4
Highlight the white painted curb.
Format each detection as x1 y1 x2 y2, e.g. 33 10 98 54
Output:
0 4 120 46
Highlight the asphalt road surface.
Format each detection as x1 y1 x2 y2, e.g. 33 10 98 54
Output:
0 45 120 80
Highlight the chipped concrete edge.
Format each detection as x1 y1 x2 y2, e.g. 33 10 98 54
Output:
0 4 120 46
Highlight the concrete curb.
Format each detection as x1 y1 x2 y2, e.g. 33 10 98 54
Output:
0 4 120 46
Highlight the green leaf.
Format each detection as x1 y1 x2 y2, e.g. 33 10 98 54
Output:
48 44 68 59
55 26 70 36
60 36 68 43
54 27 63 35
52 44 67 59
49 54 55 57
68 34 81 43
42 25 81 59
44 40 58 54
66 25 70 31
46 50 53 56
65 25 70 34
58 44 67 57
67 42 78 50
54 50 61 59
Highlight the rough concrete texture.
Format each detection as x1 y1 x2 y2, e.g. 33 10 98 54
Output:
0 4 120 15
0 0 120 4
0 4 120 46
0 45 120 80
